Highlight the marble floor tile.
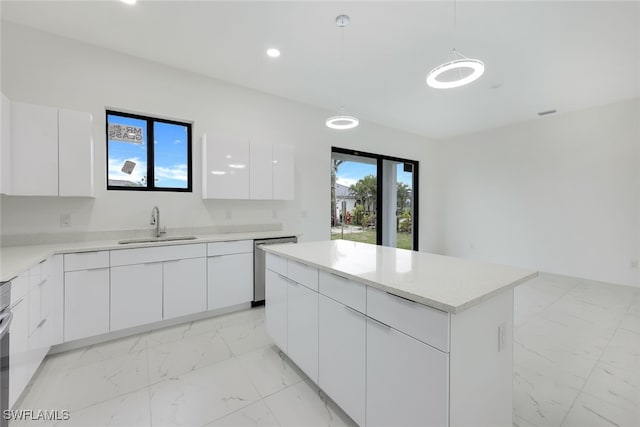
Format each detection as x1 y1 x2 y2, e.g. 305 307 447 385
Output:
149 358 261 427
18 349 149 412
513 339 587 427
147 329 233 384
47 387 151 427
205 400 281 427
235 345 303 398
598 328 640 374
147 315 226 348
218 314 273 357
263 380 356 427
562 391 640 427
579 362 640 415
618 312 640 335
515 317 608 379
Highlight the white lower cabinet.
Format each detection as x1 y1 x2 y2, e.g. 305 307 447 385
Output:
265 269 287 352
110 263 163 331
366 318 449 427
64 268 110 341
9 273 29 409
318 295 365 426
207 252 253 310
287 280 318 383
164 257 207 319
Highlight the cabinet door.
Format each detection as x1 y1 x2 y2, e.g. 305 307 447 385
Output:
272 143 294 200
366 319 449 427
64 268 110 341
59 109 93 197
265 270 287 352
11 102 58 196
9 285 29 409
202 133 250 199
1 93 11 194
110 263 163 331
207 253 253 310
287 281 318 383
318 295 365 426
163 257 207 319
249 140 272 199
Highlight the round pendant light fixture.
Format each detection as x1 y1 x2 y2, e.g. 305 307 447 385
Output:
326 14 359 130
426 50 485 89
326 107 359 130
426 0 485 89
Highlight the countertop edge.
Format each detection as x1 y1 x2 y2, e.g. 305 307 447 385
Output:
1 231 298 282
262 245 538 314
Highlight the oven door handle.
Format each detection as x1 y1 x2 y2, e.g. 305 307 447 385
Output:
0 312 13 340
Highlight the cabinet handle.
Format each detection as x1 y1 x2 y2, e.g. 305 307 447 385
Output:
39 259 47 264
37 318 47 329
343 304 364 317
368 316 392 330
4 298 24 313
37 279 47 287
385 291 416 304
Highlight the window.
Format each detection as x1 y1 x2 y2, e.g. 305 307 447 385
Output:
106 110 192 191
331 147 419 251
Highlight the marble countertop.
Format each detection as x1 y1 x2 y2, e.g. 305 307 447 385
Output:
263 240 537 314
0 230 297 283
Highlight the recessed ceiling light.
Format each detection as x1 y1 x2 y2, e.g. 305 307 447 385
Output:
266 48 280 58
228 164 246 169
120 0 136 5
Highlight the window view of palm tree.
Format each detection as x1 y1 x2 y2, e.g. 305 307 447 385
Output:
331 151 417 250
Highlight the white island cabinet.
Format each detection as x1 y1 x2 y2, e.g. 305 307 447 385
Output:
264 240 537 427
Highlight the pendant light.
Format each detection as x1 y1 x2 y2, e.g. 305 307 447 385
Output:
426 0 485 89
326 14 359 130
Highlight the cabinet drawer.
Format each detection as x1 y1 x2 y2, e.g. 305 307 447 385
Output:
110 243 206 267
9 273 28 303
366 287 449 352
319 271 365 313
207 240 253 256
288 260 318 291
266 253 287 276
64 251 109 272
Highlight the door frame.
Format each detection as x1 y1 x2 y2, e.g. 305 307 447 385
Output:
331 147 419 250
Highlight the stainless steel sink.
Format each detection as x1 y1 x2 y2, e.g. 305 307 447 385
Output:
118 236 197 244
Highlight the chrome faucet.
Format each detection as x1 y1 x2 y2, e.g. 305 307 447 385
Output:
150 206 166 238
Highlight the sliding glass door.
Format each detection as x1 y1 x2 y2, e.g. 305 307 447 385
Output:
331 148 419 250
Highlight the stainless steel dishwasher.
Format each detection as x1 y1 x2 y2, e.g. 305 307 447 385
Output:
253 236 297 306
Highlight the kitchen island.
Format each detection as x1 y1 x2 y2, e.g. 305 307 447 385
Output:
263 240 537 427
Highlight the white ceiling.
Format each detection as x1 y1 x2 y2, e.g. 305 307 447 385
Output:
2 1 639 139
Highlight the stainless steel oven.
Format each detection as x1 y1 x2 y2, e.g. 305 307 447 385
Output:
0 281 13 427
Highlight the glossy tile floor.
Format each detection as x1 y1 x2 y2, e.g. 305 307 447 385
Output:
10 273 640 427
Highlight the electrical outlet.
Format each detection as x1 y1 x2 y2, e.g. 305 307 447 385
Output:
301 210 308 219
60 213 71 227
272 210 278 219
225 210 232 220
631 260 639 269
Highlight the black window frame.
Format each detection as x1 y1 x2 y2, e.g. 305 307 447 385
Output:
106 110 193 192
332 146 420 251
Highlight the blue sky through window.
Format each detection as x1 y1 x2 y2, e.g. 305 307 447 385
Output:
107 114 188 189
335 161 413 188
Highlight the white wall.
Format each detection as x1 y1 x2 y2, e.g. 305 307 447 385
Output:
0 22 440 251
437 98 640 286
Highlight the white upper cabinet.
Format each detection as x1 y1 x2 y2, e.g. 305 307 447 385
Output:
58 109 93 197
11 102 59 196
202 133 250 199
272 143 294 200
7 101 93 197
203 132 294 200
1 93 11 194
249 140 273 200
